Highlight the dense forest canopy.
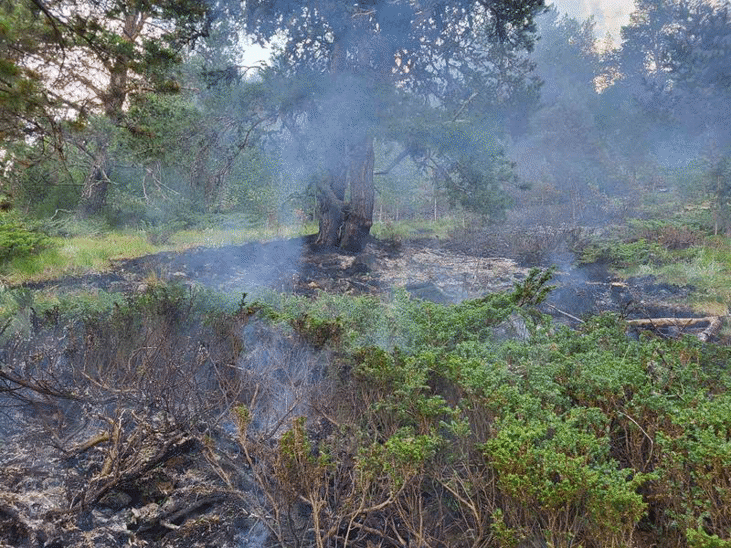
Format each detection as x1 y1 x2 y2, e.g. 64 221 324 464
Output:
1 0 731 234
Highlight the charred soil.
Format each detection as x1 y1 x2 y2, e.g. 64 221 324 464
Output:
0 228 720 548
22 229 706 332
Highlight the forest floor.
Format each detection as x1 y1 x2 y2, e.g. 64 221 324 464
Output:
0 220 726 548
21 225 706 334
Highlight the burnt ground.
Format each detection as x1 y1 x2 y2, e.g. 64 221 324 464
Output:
22 234 527 300
23 230 702 327
0 229 716 548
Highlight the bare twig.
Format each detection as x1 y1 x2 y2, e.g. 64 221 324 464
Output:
545 303 585 324
617 409 654 470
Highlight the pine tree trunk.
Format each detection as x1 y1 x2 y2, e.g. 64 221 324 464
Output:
79 148 110 217
340 137 374 252
316 167 347 247
315 137 374 252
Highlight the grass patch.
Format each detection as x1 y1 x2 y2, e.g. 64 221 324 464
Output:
1 232 163 284
1 222 318 285
576 215 731 315
371 218 457 242
169 222 318 248
2 216 459 286
598 237 731 315
647 246 731 315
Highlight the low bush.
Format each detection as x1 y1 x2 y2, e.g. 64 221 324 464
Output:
0 216 53 264
3 276 731 547
580 238 670 267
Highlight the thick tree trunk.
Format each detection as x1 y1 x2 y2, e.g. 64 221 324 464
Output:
78 10 144 217
340 137 375 251
315 167 347 247
79 147 110 217
316 137 374 252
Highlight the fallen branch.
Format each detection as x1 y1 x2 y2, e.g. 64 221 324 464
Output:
68 432 110 455
626 316 717 328
698 316 725 342
76 432 197 510
0 369 82 401
626 316 725 342
545 303 585 324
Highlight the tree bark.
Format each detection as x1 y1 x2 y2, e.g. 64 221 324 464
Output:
78 10 144 217
79 147 110 217
315 137 374 252
340 137 375 252
316 167 347 247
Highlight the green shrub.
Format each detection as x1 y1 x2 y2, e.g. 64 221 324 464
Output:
0 217 52 264
580 238 669 267
8 272 731 547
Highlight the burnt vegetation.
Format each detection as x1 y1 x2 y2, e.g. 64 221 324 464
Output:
3 0 731 546
1 274 731 547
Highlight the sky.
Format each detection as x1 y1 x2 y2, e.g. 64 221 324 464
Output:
239 1 639 65
551 0 637 42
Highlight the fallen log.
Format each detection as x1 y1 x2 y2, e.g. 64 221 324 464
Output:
626 316 717 328
699 316 724 343
626 316 725 342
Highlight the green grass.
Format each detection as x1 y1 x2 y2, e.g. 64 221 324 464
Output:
2 232 163 284
646 245 731 315
604 237 731 316
1 217 457 286
0 222 321 285
169 222 318 248
370 217 457 241
575 212 731 316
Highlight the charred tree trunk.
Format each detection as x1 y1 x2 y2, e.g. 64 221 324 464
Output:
316 167 347 247
316 137 375 252
340 137 375 251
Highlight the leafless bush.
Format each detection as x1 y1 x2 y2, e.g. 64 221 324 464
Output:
638 224 705 250
0 284 374 547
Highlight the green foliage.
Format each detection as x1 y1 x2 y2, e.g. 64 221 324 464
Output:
0 1 56 143
628 218 707 249
687 528 731 548
370 218 457 242
290 313 344 348
383 427 442 485
580 238 670 267
275 417 332 504
281 282 731 546
7 252 731 546
430 123 517 221
484 410 648 547
511 267 556 307
576 215 731 312
11 151 82 216
0 216 53 264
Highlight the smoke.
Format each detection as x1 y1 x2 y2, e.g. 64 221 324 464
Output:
235 319 330 435
551 0 634 42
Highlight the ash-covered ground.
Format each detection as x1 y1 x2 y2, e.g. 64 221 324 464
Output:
23 229 698 322
1 228 709 548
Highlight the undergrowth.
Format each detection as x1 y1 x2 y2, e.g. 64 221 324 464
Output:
0 215 53 265
239 273 731 547
578 217 731 314
3 242 731 547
